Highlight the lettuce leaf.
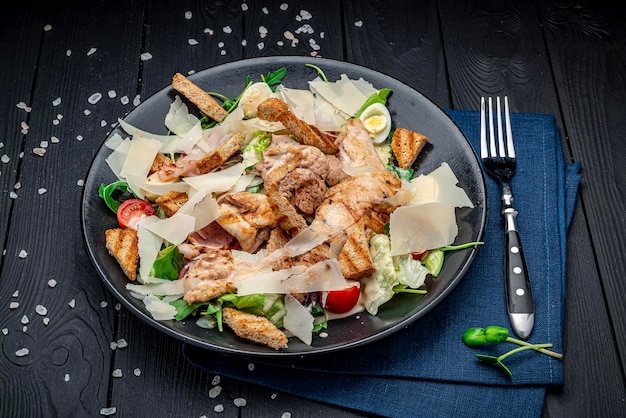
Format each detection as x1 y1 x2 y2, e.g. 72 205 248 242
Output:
150 245 184 280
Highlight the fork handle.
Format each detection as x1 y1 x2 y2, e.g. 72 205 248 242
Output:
504 209 535 339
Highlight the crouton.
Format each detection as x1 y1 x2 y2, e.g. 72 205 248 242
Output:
258 98 338 154
172 73 228 123
150 152 172 175
339 220 376 280
155 190 189 217
222 307 288 350
105 228 139 281
196 132 246 174
265 184 307 236
391 127 429 169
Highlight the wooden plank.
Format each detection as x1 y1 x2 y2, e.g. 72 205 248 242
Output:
0 2 44 267
540 0 626 376
0 0 145 416
342 0 450 107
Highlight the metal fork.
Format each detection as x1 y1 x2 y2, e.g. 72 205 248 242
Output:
480 96 534 339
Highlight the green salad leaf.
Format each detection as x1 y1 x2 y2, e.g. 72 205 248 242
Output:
151 245 184 280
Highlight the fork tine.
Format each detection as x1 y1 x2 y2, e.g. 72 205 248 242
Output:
488 97 497 157
504 96 515 158
480 97 487 158
496 97 506 157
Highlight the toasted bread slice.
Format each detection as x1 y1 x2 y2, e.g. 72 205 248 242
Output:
266 184 307 236
391 127 429 169
196 132 246 174
339 220 376 280
105 228 139 281
150 152 172 175
222 307 288 350
172 73 228 123
155 190 189 217
258 98 338 154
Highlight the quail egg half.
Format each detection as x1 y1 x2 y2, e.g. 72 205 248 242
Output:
240 82 274 119
358 102 392 144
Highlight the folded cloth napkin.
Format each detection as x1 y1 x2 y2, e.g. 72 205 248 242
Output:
183 109 582 418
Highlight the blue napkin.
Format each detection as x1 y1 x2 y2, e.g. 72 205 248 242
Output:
183 110 582 417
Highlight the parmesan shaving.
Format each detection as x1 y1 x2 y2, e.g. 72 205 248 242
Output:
142 294 177 320
136 216 163 283
144 212 196 245
283 294 314 345
182 162 245 193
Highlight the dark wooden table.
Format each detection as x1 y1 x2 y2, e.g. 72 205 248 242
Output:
2 1 625 416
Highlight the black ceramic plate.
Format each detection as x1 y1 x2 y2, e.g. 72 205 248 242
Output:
82 56 486 357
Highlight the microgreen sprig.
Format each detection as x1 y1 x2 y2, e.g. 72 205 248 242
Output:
463 326 563 378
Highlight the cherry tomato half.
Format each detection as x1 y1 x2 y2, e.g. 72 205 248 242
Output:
412 250 428 261
321 283 361 314
117 198 156 229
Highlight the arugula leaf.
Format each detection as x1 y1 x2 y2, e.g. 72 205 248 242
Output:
98 181 135 213
150 244 184 280
170 299 208 321
354 88 392 118
261 67 287 89
305 63 328 82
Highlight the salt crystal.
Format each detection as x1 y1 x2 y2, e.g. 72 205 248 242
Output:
247 363 255 371
212 375 220 385
280 3 288 11
18 250 28 258
38 188 47 195
233 398 247 407
88 93 102 104
9 302 19 309
22 326 27 333
21 121 29 131
277 41 284 46
133 368 141 376
209 385 222 398
120 95 129 105
52 120 60 126
0 142 3 148
77 179 84 187
98 301 107 308
16 102 27 110
1 328 8 335
300 10 312 20
83 109 91 115
117 338 128 348
188 39 198 46
21 315 29 324
259 26 268 38
133 94 141 106
319 331 328 338
220 50 226 56
241 3 248 11
87 47 97 56
204 28 214 35
48 279 57 287
52 97 61 106
355 20 363 27
43 318 50 325
271 393 278 399
214 405 224 413
107 90 116 99
64 374 70 382
100 407 116 416
115 303 121 311
76 135 83 142
40 141 49 148
110 341 118 350
140 52 152 61
184 11 192 19
112 369 122 377
262 7 269 14
241 39 247 46
11 181 17 189
36 305 48 316
66 49 72 57
296 24 314 35
68 299 75 308
281 413 292 418
284 31 294 40
9 192 17 199
43 24 52 31
12 290 19 297
218 41 224 48
223 26 232 34
15 348 29 357
257 42 265 50
320 32 325 39
100 120 107 127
